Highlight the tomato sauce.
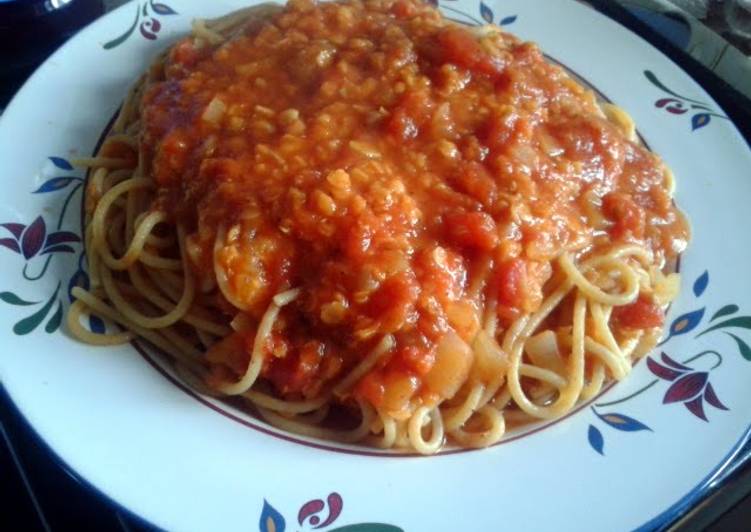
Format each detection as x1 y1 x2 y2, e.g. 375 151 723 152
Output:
141 0 688 410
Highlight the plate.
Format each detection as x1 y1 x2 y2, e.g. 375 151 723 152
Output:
1 0 750 530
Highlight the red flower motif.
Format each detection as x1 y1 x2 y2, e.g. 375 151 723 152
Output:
655 97 688 114
0 217 79 260
647 352 728 421
298 492 343 529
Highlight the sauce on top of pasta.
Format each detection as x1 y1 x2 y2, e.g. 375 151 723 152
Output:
140 0 688 417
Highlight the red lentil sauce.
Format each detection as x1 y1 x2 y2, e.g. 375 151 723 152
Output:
141 0 688 416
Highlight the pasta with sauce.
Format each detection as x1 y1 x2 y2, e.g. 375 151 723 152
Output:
68 0 688 454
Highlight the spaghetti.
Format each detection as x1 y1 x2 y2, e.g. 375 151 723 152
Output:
69 0 689 454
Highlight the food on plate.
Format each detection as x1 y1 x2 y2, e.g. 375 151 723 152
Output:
69 0 689 454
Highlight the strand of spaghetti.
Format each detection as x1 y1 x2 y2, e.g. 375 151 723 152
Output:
393 419 410 448
580 362 606 401
516 279 574 342
449 405 505 448
144 231 175 249
104 168 134 187
128 266 226 337
146 271 227 332
133 245 183 271
70 287 202 371
73 156 132 169
158 325 203 360
559 253 639 306
144 267 207 310
257 399 375 444
333 334 395 396
131 205 175 248
299 404 330 425
442 383 485 431
585 337 628 380
107 210 127 254
143 268 185 298
585 244 653 266
374 410 398 449
507 291 586 419
125 173 142 242
103 133 138 149
492 386 511 409
112 77 144 133
84 225 101 289
127 264 229 336
66 299 133 345
555 332 628 380
408 406 444 455
97 228 195 329
590 302 623 356
518 364 567 389
243 390 329 414
483 297 499 338
503 312 536 353
479 279 574 409
503 409 537 424
91 177 153 269
272 289 300 306
214 288 300 395
86 166 108 208
635 265 651 288
529 384 557 405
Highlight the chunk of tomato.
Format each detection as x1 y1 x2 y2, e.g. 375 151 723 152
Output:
497 258 526 308
613 294 664 329
436 27 505 79
445 210 499 251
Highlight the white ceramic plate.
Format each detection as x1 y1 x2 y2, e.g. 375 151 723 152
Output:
1 0 750 530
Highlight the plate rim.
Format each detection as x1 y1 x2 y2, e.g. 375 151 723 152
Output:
0 0 749 529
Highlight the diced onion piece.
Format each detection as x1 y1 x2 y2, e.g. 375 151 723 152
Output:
202 97 226 124
230 312 254 333
525 330 565 375
470 330 508 385
382 372 420 419
653 271 680 306
424 331 474 400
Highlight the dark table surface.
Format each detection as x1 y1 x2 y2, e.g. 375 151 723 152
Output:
1 1 750 531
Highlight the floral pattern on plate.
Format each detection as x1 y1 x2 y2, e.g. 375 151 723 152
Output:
587 271 749 455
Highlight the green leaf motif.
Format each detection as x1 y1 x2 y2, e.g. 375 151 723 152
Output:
711 304 739 322
697 316 751 338
13 285 59 335
103 7 140 50
329 525 405 532
726 333 751 361
45 301 63 333
643 70 706 106
0 292 39 306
